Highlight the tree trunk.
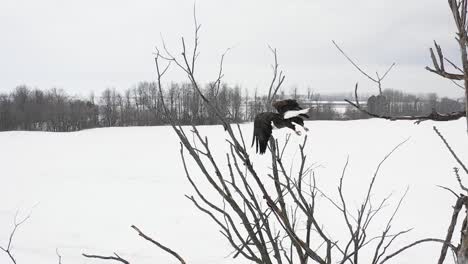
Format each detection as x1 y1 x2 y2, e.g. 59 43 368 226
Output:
459 35 468 134
465 76 468 134
459 215 468 264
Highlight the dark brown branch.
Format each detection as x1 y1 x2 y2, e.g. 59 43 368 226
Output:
332 40 378 83
179 138 267 263
450 79 466 90
267 45 286 105
82 253 130 264
353 83 360 108
380 238 456 264
437 195 467 264
437 185 461 199
131 225 186 264
380 63 397 81
445 57 464 73
433 126 468 174
372 188 410 264
455 167 468 193
212 48 231 97
426 66 465 80
0 212 31 264
333 40 395 94
179 145 260 261
56 248 62 264
345 98 465 123
426 41 465 80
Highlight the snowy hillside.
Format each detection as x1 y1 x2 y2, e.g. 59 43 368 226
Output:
0 119 467 264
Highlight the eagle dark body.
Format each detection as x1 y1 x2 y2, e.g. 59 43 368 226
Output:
252 112 296 154
252 99 310 154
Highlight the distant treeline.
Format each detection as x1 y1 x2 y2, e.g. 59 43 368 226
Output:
0 83 464 132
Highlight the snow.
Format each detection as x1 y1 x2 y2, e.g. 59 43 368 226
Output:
0 119 467 264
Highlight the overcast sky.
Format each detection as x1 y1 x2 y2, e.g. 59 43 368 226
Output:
0 0 466 98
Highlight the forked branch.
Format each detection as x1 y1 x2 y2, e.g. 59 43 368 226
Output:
425 41 465 81
0 211 31 264
82 253 130 264
267 45 286 104
333 40 395 94
433 126 468 174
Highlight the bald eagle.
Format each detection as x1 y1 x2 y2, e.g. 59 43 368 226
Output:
252 99 310 154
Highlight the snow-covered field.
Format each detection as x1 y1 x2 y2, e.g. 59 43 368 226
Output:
0 119 467 264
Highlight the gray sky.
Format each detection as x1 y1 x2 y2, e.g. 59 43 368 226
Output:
0 0 465 98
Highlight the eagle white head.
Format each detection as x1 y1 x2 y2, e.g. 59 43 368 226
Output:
283 108 310 119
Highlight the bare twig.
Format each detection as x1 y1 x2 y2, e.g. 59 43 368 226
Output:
332 40 378 83
0 211 31 264
82 253 130 264
437 184 461 198
455 167 468 193
380 238 456 264
56 248 62 264
131 225 186 264
267 45 286 105
333 40 395 94
433 126 468 174
426 41 465 80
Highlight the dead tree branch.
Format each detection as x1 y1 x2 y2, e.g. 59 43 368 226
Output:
438 195 468 264
426 41 465 80
0 211 31 264
131 225 186 264
267 45 286 105
82 253 130 264
56 248 62 264
332 40 395 95
427 0 468 133
345 84 465 123
433 126 468 174
381 238 457 264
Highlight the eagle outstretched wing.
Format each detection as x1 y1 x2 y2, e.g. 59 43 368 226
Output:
272 99 309 119
251 112 274 154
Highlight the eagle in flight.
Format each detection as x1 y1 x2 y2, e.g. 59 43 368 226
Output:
252 99 310 154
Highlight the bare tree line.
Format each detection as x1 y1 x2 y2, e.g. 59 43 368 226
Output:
0 83 464 132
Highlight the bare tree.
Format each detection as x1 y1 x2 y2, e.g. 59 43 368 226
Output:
131 9 451 264
70 5 466 264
